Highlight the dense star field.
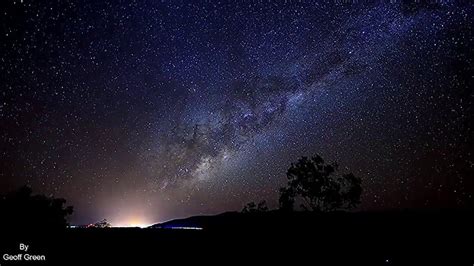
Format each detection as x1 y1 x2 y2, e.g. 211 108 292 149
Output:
1 1 472 226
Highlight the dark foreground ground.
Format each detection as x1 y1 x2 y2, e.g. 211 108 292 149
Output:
1 210 473 265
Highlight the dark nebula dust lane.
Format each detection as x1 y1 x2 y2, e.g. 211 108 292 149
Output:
1 0 472 226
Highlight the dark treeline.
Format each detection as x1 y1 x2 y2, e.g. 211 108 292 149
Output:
0 185 73 231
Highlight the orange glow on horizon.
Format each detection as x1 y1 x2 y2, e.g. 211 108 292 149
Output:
113 216 152 228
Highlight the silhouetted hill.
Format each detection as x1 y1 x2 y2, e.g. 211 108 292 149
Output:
151 209 473 233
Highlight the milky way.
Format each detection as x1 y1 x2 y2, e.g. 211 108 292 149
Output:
1 1 472 225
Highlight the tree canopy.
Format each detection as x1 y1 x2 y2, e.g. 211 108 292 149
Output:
0 185 73 230
279 155 362 212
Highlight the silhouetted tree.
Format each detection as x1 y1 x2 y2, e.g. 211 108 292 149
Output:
279 187 295 212
92 219 111 228
0 185 73 231
279 155 362 212
242 200 268 213
257 200 268 212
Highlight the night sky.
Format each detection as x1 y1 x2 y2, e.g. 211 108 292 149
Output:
1 0 472 226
